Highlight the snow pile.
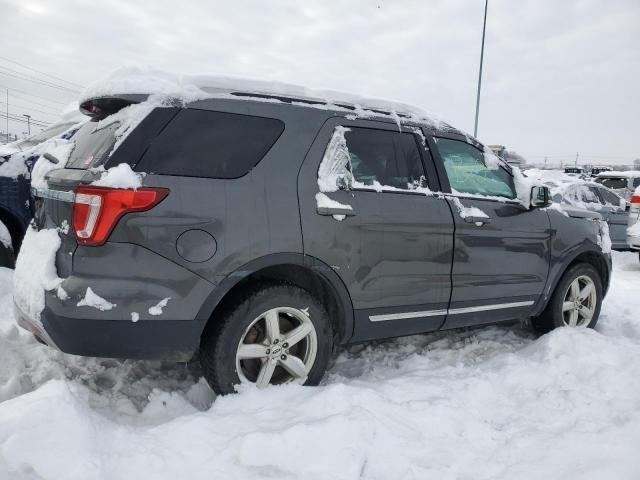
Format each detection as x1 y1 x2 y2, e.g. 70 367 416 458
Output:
148 297 171 316
77 287 116 311
0 220 11 249
0 153 29 178
2 253 640 478
12 228 63 323
451 197 489 220
92 163 143 188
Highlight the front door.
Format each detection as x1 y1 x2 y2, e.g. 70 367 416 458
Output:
298 118 455 341
428 136 551 329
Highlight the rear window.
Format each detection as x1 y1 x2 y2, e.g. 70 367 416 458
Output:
65 121 121 169
596 177 628 190
135 109 285 179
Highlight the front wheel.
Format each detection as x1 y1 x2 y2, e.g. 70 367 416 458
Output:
199 283 334 395
532 263 603 333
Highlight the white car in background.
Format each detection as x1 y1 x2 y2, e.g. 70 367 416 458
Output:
594 171 640 200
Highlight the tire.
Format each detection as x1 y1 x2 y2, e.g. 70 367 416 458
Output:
0 243 14 269
532 263 603 333
200 283 334 395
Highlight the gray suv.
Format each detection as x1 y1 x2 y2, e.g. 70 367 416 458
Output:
15 88 611 395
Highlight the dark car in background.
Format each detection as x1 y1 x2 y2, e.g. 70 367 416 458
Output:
14 83 611 395
0 120 83 267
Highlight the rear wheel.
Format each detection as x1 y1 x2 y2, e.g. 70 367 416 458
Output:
200 283 333 395
532 263 603 333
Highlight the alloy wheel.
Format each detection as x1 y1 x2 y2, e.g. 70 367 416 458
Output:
561 275 597 327
235 307 318 387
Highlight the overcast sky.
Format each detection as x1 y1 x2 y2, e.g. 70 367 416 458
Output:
1 0 638 165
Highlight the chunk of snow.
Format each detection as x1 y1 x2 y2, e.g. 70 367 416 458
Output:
0 153 29 179
131 312 140 323
92 163 143 189
13 228 63 323
30 139 76 190
77 287 116 311
597 220 612 254
0 220 11 249
148 297 171 316
317 126 351 193
450 197 489 219
315 192 353 211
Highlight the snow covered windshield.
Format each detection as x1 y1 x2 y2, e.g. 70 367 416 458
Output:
64 121 121 169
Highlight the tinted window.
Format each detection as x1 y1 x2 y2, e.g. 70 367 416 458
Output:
434 137 515 199
596 187 621 206
136 109 284 178
596 177 627 190
343 127 426 190
66 121 121 169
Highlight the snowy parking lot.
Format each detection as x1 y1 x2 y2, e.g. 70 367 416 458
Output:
0 251 639 479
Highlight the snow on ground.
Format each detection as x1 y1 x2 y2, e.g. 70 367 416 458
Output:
2 253 640 479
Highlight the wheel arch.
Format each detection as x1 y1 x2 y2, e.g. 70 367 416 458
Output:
535 246 610 316
195 253 355 345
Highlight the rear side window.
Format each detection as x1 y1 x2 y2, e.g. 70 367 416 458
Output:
136 109 284 178
343 127 426 190
596 187 621 206
66 121 121 169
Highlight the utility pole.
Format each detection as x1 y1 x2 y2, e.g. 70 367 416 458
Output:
23 114 31 135
5 89 8 140
473 0 489 138
575 152 579 167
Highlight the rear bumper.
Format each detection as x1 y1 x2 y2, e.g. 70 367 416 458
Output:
15 300 205 361
14 241 217 361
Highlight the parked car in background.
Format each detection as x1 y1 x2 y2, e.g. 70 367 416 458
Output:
627 187 640 261
0 116 85 267
14 76 611 395
590 165 612 177
564 167 585 175
594 171 640 200
550 182 630 251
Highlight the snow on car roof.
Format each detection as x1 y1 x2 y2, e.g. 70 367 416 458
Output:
596 170 640 178
79 65 449 128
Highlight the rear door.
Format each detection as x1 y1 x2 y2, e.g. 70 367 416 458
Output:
298 118 455 341
593 185 629 249
428 135 551 329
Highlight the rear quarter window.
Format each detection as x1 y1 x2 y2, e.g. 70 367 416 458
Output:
65 121 121 169
135 109 285 178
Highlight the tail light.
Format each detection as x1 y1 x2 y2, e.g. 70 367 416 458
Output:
72 186 169 246
630 194 640 213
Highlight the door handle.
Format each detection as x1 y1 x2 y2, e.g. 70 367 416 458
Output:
464 216 491 225
317 206 356 217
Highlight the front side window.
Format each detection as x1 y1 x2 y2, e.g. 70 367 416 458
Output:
434 137 515 199
344 127 426 191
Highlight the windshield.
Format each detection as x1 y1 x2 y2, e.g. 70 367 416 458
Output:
65 121 120 169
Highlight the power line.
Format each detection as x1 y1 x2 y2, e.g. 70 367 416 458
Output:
0 112 50 127
1 92 65 112
0 68 80 94
0 55 83 88
0 85 68 105
0 100 60 117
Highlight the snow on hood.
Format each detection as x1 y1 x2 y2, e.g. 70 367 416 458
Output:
596 170 640 178
0 144 21 158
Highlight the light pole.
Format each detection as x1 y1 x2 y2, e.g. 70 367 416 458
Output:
473 0 488 138
23 114 31 136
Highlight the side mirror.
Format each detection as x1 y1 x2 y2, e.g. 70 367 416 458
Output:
530 185 551 208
